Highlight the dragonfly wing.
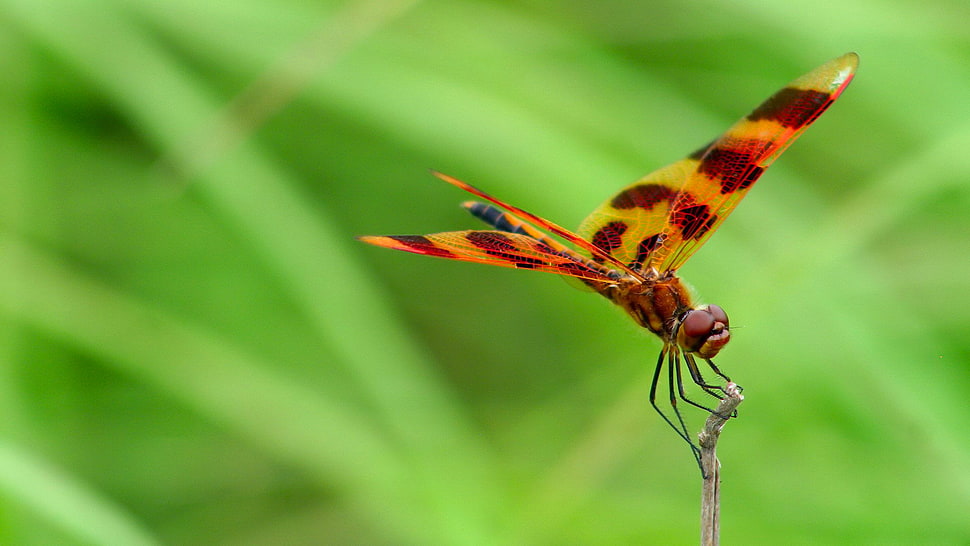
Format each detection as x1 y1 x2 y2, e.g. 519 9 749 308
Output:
359 231 619 283
654 53 858 271
578 158 695 273
578 53 858 274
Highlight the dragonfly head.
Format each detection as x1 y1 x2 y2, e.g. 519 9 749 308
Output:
678 304 730 359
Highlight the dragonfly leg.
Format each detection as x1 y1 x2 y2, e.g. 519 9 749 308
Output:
649 347 702 470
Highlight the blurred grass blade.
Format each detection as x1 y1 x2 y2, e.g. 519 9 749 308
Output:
3 0 504 542
0 440 159 546
0 233 437 540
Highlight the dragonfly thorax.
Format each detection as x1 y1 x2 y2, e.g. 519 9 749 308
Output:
603 275 730 358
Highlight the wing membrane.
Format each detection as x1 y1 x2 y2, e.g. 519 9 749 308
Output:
358 231 618 283
578 53 858 273
434 171 646 281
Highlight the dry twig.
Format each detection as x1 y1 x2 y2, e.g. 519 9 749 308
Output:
698 382 743 546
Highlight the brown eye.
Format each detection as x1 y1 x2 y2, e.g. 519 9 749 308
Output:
708 304 729 327
682 310 715 338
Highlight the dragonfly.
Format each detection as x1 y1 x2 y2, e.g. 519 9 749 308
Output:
360 53 858 466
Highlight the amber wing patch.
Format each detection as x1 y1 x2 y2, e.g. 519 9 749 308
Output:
358 231 618 283
578 53 858 273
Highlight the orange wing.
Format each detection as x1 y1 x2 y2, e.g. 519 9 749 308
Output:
433 171 646 281
578 53 858 273
358 231 619 283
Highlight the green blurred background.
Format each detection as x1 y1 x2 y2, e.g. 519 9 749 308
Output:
1 0 968 544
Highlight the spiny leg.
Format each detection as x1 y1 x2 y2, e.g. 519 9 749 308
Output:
666 349 702 468
682 353 742 419
680 353 741 420
703 356 736 386
648 347 695 449
683 353 728 398
702 356 741 417
675 353 723 415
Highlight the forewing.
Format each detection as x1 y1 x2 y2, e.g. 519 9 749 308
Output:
358 231 618 283
434 171 645 281
579 53 858 273
654 53 858 271
577 159 695 273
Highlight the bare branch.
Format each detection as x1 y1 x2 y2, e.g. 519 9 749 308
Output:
699 382 743 546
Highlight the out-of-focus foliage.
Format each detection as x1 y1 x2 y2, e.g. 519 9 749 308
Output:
0 0 968 543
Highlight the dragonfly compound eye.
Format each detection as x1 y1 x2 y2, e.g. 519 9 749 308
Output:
682 309 715 339
707 304 729 327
